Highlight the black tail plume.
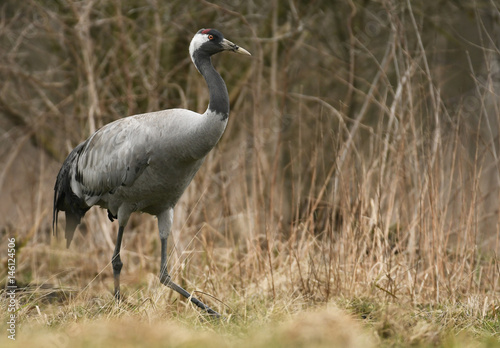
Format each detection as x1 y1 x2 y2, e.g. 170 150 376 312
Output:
53 142 90 248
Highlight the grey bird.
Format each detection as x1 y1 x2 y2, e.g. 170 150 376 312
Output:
53 29 251 317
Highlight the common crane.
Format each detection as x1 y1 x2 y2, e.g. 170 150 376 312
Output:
53 29 251 317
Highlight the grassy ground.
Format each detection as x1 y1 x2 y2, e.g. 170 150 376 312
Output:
0 282 498 347
1 1 500 347
1 215 498 347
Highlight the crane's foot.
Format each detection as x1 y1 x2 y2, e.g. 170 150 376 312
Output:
112 244 123 302
114 287 121 301
160 274 222 318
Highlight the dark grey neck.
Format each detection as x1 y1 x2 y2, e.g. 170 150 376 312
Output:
193 52 229 120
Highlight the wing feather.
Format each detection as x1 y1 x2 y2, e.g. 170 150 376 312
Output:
74 117 152 200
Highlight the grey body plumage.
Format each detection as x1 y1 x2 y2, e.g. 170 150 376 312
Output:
53 29 250 317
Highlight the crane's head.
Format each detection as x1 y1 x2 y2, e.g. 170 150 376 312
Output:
189 29 251 68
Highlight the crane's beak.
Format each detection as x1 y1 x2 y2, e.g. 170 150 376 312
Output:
222 38 251 56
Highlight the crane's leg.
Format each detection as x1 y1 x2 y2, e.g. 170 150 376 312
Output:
157 210 221 318
112 225 125 300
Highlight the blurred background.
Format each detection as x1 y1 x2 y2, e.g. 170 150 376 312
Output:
0 0 499 307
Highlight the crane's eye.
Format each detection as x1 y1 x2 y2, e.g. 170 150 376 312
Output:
208 34 214 40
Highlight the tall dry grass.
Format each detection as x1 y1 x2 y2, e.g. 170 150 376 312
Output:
0 0 499 345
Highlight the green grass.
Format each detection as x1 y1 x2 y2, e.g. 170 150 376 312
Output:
2 261 500 348
1 287 498 347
